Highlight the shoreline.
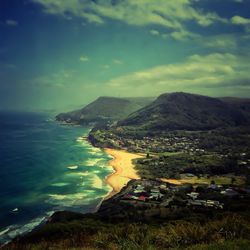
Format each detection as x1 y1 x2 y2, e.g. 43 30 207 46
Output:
103 148 144 200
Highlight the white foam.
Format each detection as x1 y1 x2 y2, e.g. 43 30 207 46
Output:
76 137 84 142
85 159 99 166
85 158 106 167
90 147 102 152
48 194 68 200
107 165 114 171
81 171 90 176
12 208 18 212
51 182 70 187
88 151 103 156
47 193 92 206
91 174 103 189
7 216 46 238
67 165 78 170
1 214 50 245
66 171 90 178
0 228 10 236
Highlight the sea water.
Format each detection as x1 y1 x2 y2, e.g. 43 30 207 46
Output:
0 111 113 244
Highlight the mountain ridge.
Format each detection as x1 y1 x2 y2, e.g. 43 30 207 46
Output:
56 96 155 125
117 92 248 131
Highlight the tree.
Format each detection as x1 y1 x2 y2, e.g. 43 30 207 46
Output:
231 177 236 185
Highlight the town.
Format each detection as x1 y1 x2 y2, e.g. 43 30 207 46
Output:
89 129 203 153
99 178 250 220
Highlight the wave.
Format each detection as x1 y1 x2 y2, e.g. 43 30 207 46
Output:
67 165 79 170
0 211 54 246
91 174 104 189
0 228 10 237
51 182 70 187
47 192 99 207
85 158 101 166
67 171 90 178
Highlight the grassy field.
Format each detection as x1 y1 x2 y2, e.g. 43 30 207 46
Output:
163 174 246 186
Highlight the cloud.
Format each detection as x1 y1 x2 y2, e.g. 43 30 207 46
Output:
168 29 200 41
150 30 160 36
231 15 250 33
106 53 250 96
201 34 238 50
113 59 123 65
31 0 227 37
231 15 250 25
31 0 104 24
33 69 77 88
79 56 89 62
150 27 200 41
101 64 110 69
5 19 18 26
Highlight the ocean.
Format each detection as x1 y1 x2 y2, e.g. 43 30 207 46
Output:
0 111 112 244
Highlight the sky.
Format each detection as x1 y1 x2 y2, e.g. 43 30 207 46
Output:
0 0 250 111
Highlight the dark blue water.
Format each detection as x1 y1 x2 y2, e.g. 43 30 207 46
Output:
0 111 112 244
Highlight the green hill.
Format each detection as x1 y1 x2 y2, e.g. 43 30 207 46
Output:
56 96 154 125
220 97 250 120
117 92 248 131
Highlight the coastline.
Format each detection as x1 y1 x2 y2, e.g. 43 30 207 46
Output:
103 148 144 200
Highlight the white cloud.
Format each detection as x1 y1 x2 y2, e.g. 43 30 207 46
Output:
201 34 238 50
231 15 250 25
5 19 18 26
231 15 250 33
150 27 200 41
106 53 250 96
169 29 200 41
113 59 123 65
101 64 110 69
33 69 77 87
31 0 104 24
31 0 227 38
79 56 89 62
150 30 160 36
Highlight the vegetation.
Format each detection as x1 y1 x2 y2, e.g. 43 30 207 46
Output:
135 152 246 179
23 93 249 250
56 96 154 125
4 212 250 250
118 92 249 131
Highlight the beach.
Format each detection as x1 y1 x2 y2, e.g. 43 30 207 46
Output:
104 148 144 199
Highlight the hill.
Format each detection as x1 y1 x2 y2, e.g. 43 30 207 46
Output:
220 97 250 120
117 92 248 131
56 96 154 125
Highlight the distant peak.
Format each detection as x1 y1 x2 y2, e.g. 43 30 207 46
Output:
96 96 126 101
157 92 214 101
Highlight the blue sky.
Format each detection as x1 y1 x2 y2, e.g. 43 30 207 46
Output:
0 0 250 111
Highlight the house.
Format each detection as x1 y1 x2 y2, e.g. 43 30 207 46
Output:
187 192 199 200
160 184 168 191
149 192 164 200
208 183 219 190
221 188 239 197
122 194 132 200
188 199 206 206
138 196 147 202
151 188 160 193
205 200 223 209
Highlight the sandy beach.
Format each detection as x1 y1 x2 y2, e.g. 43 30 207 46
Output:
104 148 144 199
